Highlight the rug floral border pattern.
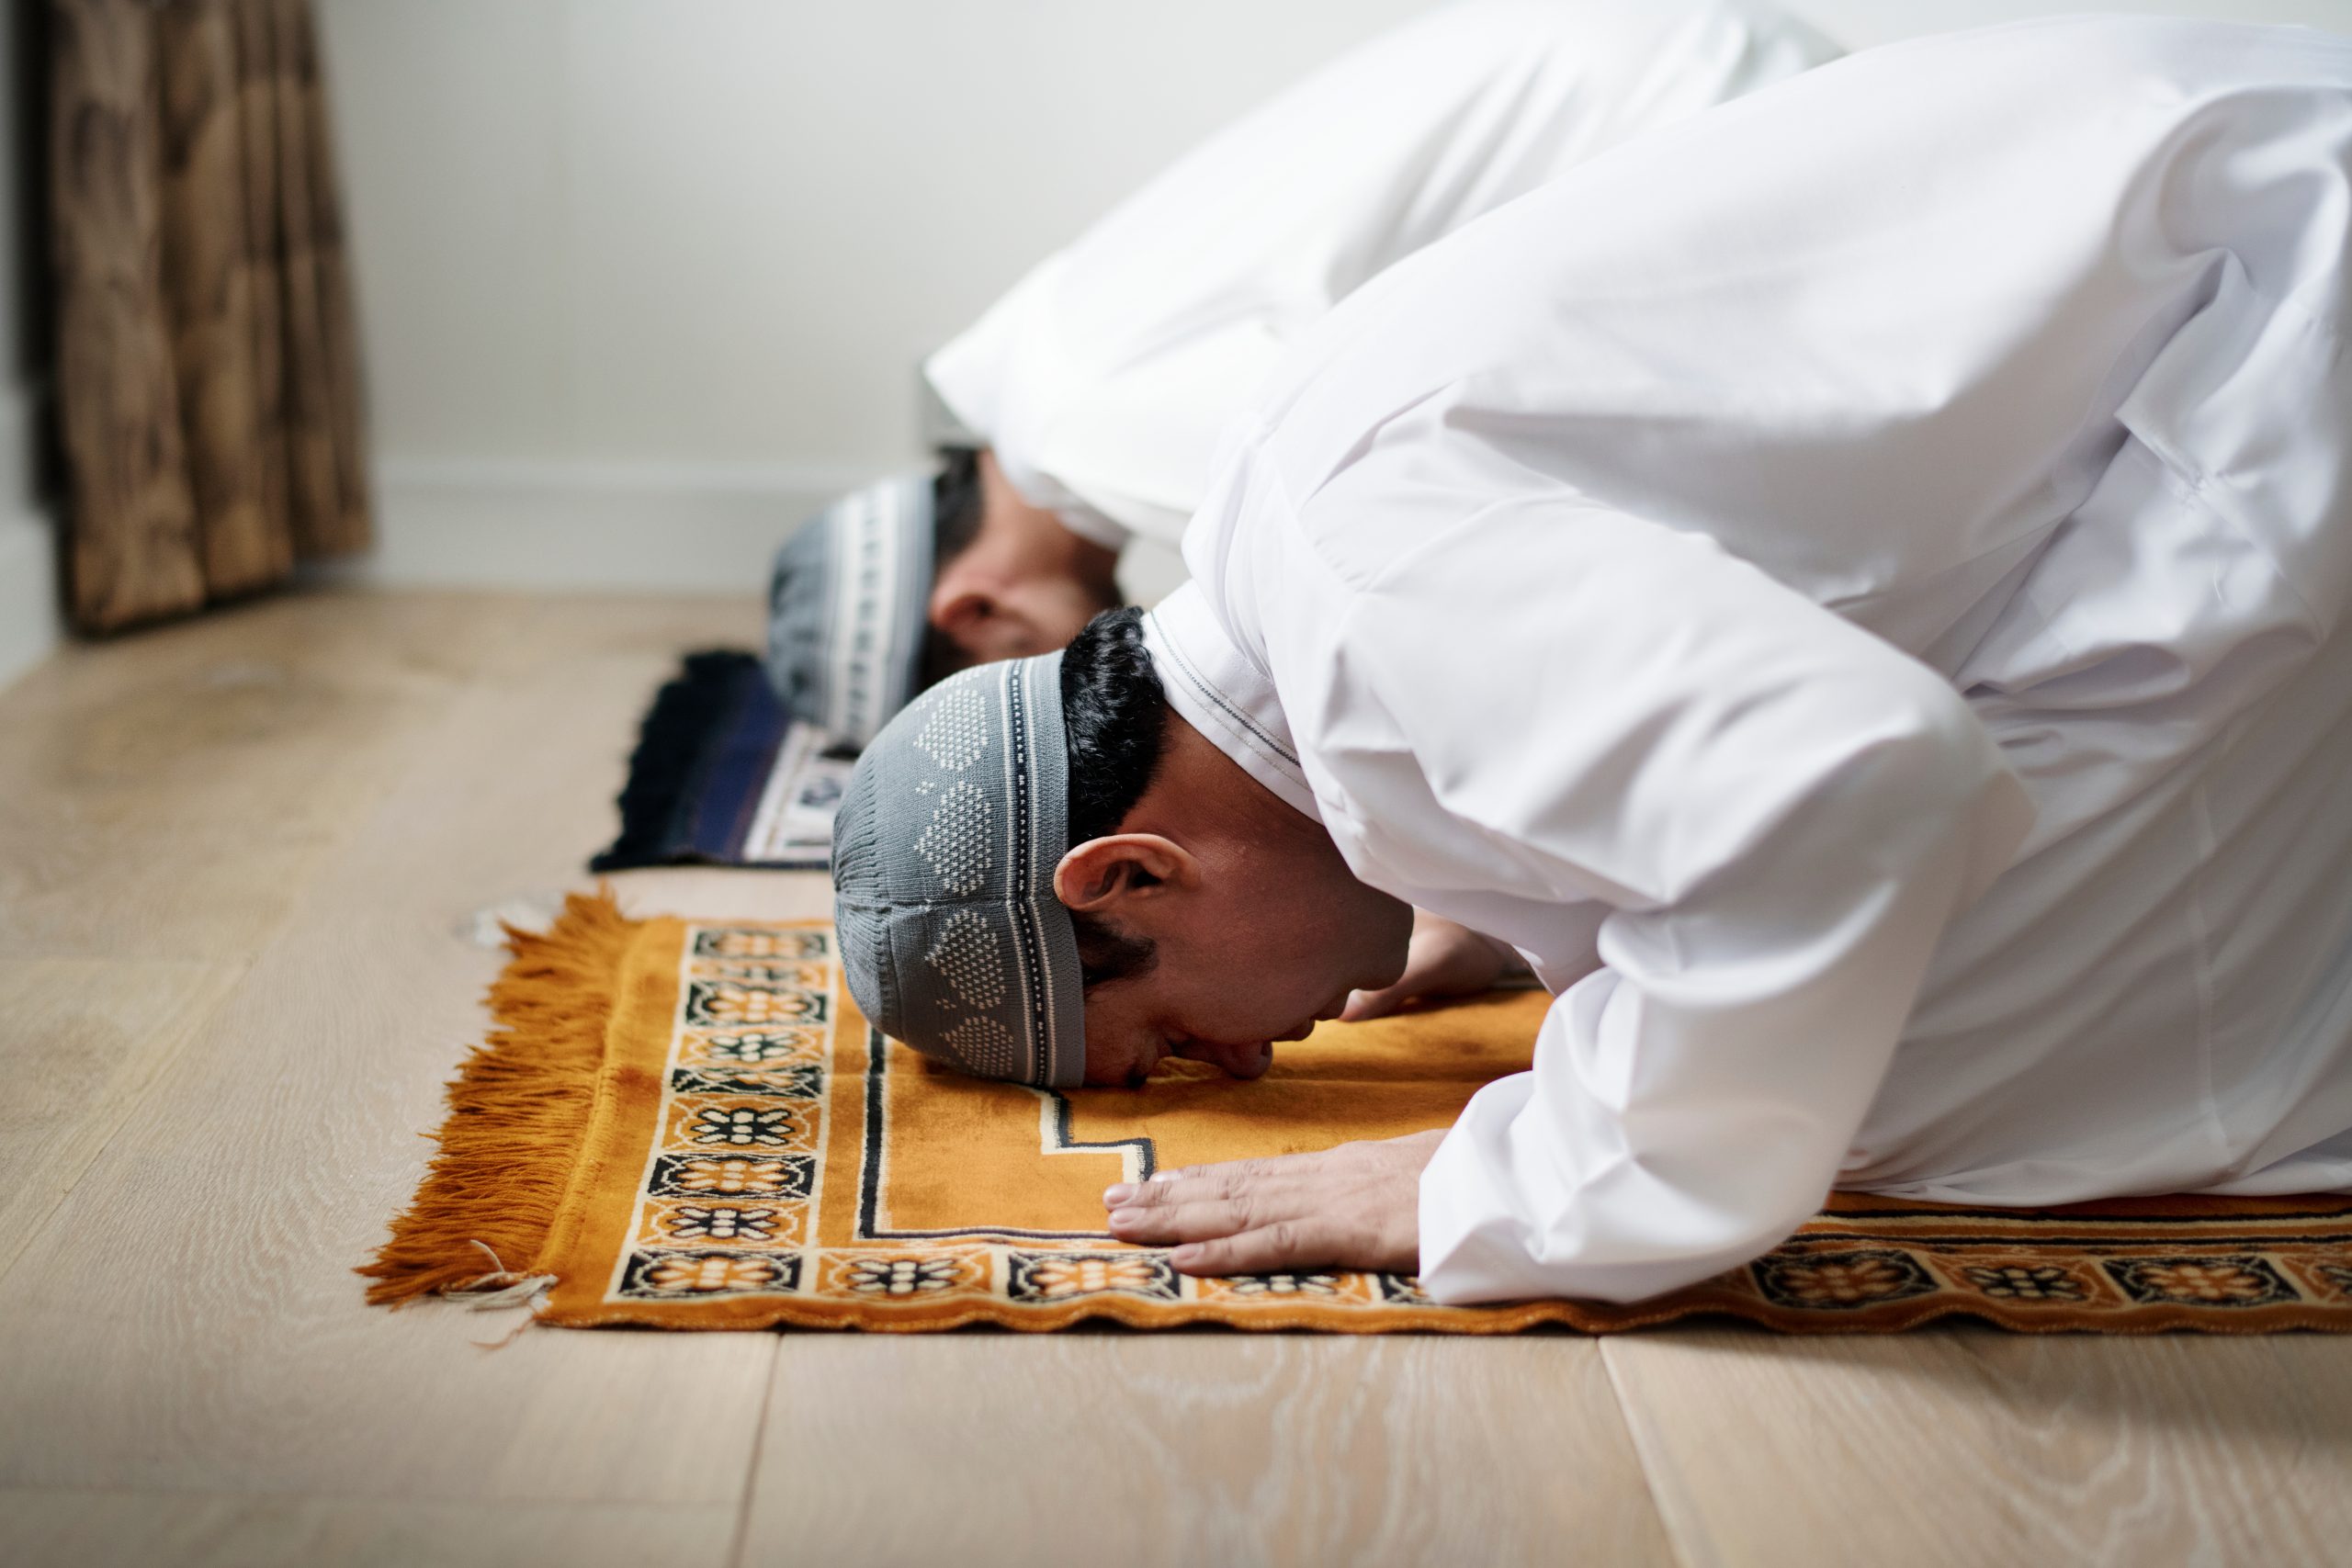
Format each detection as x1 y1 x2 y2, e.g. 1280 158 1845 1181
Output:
499 917 2352 1335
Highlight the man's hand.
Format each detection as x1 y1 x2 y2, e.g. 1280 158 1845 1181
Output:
1340 912 1520 1021
1102 1130 1443 1275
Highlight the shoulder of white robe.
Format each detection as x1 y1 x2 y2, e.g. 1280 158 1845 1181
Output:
1141 585 1319 822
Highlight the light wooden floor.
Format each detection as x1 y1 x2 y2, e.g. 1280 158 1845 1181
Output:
2 588 2346 1568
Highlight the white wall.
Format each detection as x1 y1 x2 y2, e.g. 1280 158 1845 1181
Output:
320 0 1432 590
317 0 2352 592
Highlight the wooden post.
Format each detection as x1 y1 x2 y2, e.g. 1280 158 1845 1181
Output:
289 0 368 553
265 0 343 560
229 0 293 570
157 0 289 597
50 0 205 633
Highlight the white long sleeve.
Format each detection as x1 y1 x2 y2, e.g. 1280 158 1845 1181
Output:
1261 504 2034 1303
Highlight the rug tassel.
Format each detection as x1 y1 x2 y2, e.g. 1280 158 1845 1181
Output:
447 1242 557 1350
445 1241 560 1312
357 890 639 1307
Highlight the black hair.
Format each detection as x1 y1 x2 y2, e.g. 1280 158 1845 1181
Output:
932 445 986 567
1058 605 1169 988
917 446 989 687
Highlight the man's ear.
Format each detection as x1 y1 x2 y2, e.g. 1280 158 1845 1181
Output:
1054 834 1195 913
926 582 996 641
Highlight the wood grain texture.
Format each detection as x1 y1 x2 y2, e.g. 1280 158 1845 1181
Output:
0 1492 739 1568
0 956 244 1280
1603 1328 2352 1568
50 0 207 633
229 0 294 567
0 592 514 960
0 592 777 1502
607 864 840 926
289 0 371 553
49 0 368 634
157 0 289 597
4 588 2344 1566
263 0 360 559
746 1334 1675 1568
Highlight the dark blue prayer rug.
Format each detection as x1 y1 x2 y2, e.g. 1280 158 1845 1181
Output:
592 651 848 873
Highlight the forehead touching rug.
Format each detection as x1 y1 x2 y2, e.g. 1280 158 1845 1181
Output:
590 652 848 874
363 894 2352 1333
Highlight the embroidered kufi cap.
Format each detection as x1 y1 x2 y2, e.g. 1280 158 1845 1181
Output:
764 473 934 749
831 655 1087 1087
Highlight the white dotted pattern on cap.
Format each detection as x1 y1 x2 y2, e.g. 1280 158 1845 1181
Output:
913 780 992 897
942 1016 1015 1079
913 678 989 772
925 908 1006 1011
905 671 1032 1080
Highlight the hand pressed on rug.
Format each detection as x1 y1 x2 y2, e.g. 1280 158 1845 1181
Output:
1102 1129 1442 1275
1340 912 1518 1022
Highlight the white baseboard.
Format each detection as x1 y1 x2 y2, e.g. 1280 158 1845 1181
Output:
344 456 905 593
0 512 61 693
0 379 61 692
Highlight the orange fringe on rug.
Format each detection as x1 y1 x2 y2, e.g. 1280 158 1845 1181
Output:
364 895 2352 1332
359 891 640 1305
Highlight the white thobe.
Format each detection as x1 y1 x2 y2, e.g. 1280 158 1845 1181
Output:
1145 16 2352 1304
925 0 1839 549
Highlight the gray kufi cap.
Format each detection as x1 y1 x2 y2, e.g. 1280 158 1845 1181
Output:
831 654 1087 1088
764 472 934 749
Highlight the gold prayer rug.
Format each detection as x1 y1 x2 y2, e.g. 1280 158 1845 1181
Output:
363 894 2352 1333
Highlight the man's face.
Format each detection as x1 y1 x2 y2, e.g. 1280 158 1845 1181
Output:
1077 853 1413 1088
929 450 1121 663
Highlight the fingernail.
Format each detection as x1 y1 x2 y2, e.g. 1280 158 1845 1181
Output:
1149 1170 1179 1182
1107 1207 1138 1226
1102 1184 1135 1206
1170 1245 1201 1268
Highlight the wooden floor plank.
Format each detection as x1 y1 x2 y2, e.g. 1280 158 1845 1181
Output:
0 592 525 963
0 592 780 1502
742 1334 1674 1568
0 957 245 1280
1603 1327 2352 1568
0 1491 738 1568
605 866 839 926
7 586 2346 1566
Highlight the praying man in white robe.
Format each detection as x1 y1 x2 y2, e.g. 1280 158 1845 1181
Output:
832 13 2352 1306
922 0 1839 650
764 0 1838 745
